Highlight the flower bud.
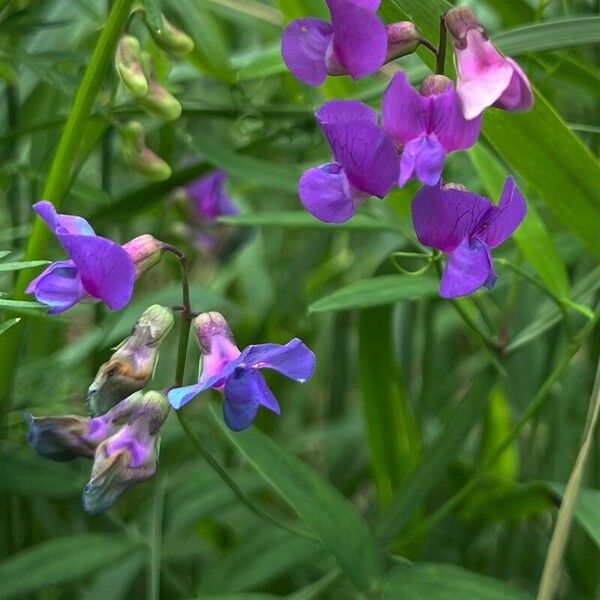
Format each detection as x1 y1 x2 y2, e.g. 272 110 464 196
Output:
420 74 452 97
115 35 149 97
385 22 420 62
122 234 165 278
87 305 174 416
145 14 195 55
121 121 172 181
444 7 486 49
82 391 169 514
139 80 182 121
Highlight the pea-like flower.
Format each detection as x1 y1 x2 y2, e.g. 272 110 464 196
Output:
87 305 175 416
299 100 399 224
186 170 238 223
412 178 526 298
445 7 533 120
26 390 169 513
382 72 481 186
281 0 419 86
26 201 164 314
168 312 315 432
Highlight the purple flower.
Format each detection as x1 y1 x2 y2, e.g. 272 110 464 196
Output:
299 100 399 223
281 0 391 86
445 7 533 120
185 170 238 223
26 201 163 314
26 391 169 513
168 312 315 432
412 178 526 298
382 72 481 187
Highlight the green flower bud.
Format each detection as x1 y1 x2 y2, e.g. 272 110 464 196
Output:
121 121 172 181
115 35 149 97
139 80 182 121
145 14 195 55
87 305 174 416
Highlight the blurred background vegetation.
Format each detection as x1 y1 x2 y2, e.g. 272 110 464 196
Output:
0 0 598 598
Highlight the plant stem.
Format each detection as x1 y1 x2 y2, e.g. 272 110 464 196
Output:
0 0 135 413
435 15 447 75
177 410 316 542
400 308 599 546
418 38 438 56
537 355 600 600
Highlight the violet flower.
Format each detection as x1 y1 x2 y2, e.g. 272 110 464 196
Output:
444 7 533 120
299 100 399 223
412 178 526 298
382 72 481 186
281 1 419 86
26 201 163 314
26 390 169 513
186 170 238 223
168 312 315 432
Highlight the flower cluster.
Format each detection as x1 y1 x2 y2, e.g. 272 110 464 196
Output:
26 306 174 513
287 4 530 298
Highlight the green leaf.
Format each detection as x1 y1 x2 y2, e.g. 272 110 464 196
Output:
233 44 285 81
383 563 534 599
0 260 50 272
0 299 46 310
208 405 385 592
382 0 600 258
375 377 494 544
358 306 420 505
309 275 439 313
219 211 400 232
0 535 140 599
547 484 600 548
0 318 20 337
493 17 600 55
188 137 301 193
468 143 570 300
142 0 162 33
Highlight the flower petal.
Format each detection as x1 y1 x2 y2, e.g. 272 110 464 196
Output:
411 184 491 253
475 177 527 248
57 234 135 311
454 30 513 119
440 238 493 298
316 99 378 127
299 163 356 224
25 260 86 315
399 135 446 186
33 200 95 236
239 338 316 383
327 0 387 80
223 368 279 431
430 84 482 151
281 18 333 86
381 71 429 144
493 57 533 113
186 170 237 222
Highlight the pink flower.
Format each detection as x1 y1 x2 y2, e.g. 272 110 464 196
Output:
445 7 533 120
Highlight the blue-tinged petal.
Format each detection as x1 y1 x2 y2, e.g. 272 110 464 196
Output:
399 135 446 187
239 338 316 383
440 238 493 298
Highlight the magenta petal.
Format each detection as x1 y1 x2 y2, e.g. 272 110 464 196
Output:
493 58 533 112
33 200 95 237
382 72 429 144
239 338 316 383
412 184 491 253
281 18 334 86
327 0 387 79
25 260 86 315
316 99 378 128
299 163 356 224
186 170 237 222
431 84 482 151
476 177 527 248
440 238 493 298
400 136 446 186
58 234 135 311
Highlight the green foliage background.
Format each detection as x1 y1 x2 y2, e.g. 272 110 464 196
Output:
0 0 598 598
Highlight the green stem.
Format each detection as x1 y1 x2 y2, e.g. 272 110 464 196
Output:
0 0 134 411
177 410 316 542
435 14 447 75
401 308 599 546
